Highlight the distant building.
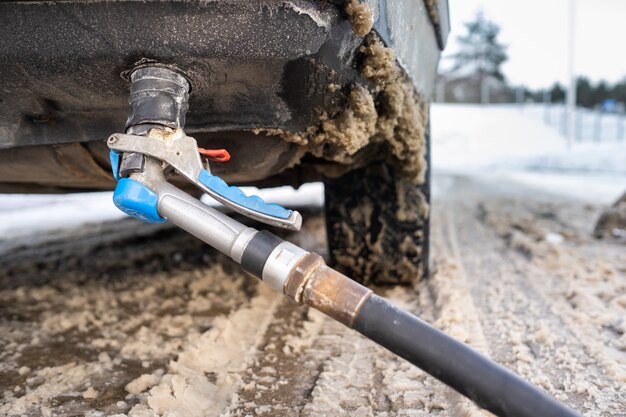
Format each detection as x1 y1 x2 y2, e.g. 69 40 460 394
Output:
435 73 515 104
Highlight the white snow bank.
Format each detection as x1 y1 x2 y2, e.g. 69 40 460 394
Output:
0 192 124 240
208 182 324 209
0 183 324 240
431 104 626 203
499 171 624 204
522 142 626 175
431 104 567 171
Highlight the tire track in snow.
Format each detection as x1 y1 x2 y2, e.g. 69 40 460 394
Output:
453 194 623 416
226 203 497 417
225 302 328 416
125 284 282 417
421 205 493 417
0 258 257 417
521 243 626 414
295 286 451 417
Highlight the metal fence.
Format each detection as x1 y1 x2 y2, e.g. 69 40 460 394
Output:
542 104 625 142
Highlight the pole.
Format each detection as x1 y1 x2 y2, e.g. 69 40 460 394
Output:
566 0 577 147
575 108 582 141
543 90 551 124
594 109 602 142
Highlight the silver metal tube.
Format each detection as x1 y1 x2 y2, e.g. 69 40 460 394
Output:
131 159 257 261
129 158 309 291
159 186 254 258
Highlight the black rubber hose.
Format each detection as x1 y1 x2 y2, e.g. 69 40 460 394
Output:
353 294 581 417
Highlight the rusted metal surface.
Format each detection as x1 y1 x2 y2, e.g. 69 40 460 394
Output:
302 264 372 328
284 252 372 328
284 253 324 303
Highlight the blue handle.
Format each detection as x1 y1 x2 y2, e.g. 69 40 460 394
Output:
109 150 121 180
198 170 292 219
113 178 166 224
110 150 167 223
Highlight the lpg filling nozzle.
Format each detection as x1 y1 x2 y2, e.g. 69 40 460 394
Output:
107 66 580 417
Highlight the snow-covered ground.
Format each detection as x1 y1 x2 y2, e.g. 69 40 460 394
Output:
0 183 324 243
431 103 626 204
2 175 624 417
524 103 626 143
0 104 624 241
1 109 624 417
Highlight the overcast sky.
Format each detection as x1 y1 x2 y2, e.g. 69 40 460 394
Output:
443 0 626 89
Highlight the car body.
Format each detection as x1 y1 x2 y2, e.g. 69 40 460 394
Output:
0 0 448 284
0 0 448 193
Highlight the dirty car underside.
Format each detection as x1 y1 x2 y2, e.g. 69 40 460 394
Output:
0 0 447 193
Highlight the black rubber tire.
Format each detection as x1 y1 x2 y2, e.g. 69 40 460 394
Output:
324 131 431 286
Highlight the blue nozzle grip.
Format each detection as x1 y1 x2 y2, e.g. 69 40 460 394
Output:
109 150 121 180
113 178 166 224
197 170 292 220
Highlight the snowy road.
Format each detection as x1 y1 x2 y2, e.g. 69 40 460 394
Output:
1 173 624 417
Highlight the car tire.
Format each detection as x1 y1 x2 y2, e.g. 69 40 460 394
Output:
324 128 431 286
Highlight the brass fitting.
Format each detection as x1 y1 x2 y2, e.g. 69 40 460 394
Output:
284 253 372 328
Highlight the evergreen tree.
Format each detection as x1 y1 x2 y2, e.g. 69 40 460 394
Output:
576 78 622 109
613 79 626 106
549 83 566 103
449 12 508 80
593 81 610 107
576 77 593 107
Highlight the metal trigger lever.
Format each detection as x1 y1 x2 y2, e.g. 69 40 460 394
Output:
108 130 302 231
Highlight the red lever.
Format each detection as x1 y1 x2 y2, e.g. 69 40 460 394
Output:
198 148 231 162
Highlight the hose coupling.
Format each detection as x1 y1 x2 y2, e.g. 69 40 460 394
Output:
284 253 372 328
